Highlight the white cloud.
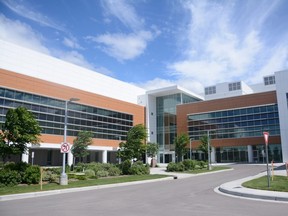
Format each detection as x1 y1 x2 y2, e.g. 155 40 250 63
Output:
87 31 153 61
101 0 144 30
0 14 50 54
249 46 288 83
166 0 284 89
63 37 83 49
2 0 66 32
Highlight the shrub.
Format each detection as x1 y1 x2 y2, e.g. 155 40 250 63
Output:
197 161 208 169
23 166 41 184
3 161 17 171
42 170 58 183
75 175 87 180
84 169 96 178
121 160 132 175
96 170 109 178
129 161 150 175
107 166 121 176
0 170 22 186
166 162 185 172
183 159 196 171
74 162 86 172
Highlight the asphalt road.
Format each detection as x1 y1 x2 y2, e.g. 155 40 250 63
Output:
0 164 287 216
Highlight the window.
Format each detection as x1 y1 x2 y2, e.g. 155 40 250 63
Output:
264 75 275 85
205 86 216 95
228 82 241 91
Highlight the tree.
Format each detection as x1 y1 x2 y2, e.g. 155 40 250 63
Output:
198 135 209 160
174 133 189 162
146 142 159 167
71 131 93 163
118 124 147 161
0 107 41 160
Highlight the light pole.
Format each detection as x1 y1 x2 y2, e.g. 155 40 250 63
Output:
189 138 194 160
207 130 212 170
60 97 79 185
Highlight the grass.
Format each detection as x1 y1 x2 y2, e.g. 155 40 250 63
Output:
186 166 231 174
242 175 288 192
0 174 168 196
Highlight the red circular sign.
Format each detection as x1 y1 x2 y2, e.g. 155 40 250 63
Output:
60 142 70 153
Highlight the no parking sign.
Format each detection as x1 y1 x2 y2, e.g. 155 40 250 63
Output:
60 142 70 153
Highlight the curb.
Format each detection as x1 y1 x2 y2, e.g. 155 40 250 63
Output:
218 186 288 202
218 174 288 202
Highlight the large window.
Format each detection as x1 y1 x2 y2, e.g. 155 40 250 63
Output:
264 75 275 86
228 82 241 91
0 87 133 140
187 104 280 140
205 86 216 95
156 93 201 151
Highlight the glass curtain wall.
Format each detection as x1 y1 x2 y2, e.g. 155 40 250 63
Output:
157 93 200 163
0 87 133 140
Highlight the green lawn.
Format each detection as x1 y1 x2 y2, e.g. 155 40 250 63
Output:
242 175 288 192
0 174 168 196
184 166 231 174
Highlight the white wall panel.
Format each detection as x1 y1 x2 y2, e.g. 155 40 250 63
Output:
0 40 145 104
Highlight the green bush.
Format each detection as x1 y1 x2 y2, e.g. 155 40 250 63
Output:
0 170 22 186
197 161 208 169
107 166 121 176
183 159 196 170
129 161 150 175
42 170 58 183
74 162 86 172
166 162 185 172
3 161 17 170
96 170 109 178
75 175 87 180
84 169 96 178
23 166 41 184
121 160 132 175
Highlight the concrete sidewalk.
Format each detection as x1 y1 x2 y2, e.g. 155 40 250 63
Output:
218 168 288 202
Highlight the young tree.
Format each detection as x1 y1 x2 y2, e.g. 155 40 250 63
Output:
146 142 159 167
174 133 189 162
198 135 209 160
118 124 147 161
0 107 41 160
71 131 93 163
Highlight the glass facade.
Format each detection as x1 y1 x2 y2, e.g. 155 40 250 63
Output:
188 104 280 140
0 87 133 140
156 93 201 162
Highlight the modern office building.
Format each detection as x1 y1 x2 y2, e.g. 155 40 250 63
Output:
0 39 287 165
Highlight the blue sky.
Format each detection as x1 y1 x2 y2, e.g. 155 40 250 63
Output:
0 0 288 93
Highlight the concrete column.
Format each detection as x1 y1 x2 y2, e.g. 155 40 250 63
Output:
211 147 216 163
102 150 107 163
172 152 176 162
248 145 253 163
68 151 73 166
22 150 29 164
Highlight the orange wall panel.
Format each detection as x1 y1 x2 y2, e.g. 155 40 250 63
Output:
0 69 145 146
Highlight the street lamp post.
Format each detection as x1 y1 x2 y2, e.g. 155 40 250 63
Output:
189 138 193 160
207 130 212 170
60 97 79 186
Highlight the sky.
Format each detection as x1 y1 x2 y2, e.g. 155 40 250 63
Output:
0 0 288 94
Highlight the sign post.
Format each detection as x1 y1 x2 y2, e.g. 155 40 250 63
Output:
263 132 270 188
